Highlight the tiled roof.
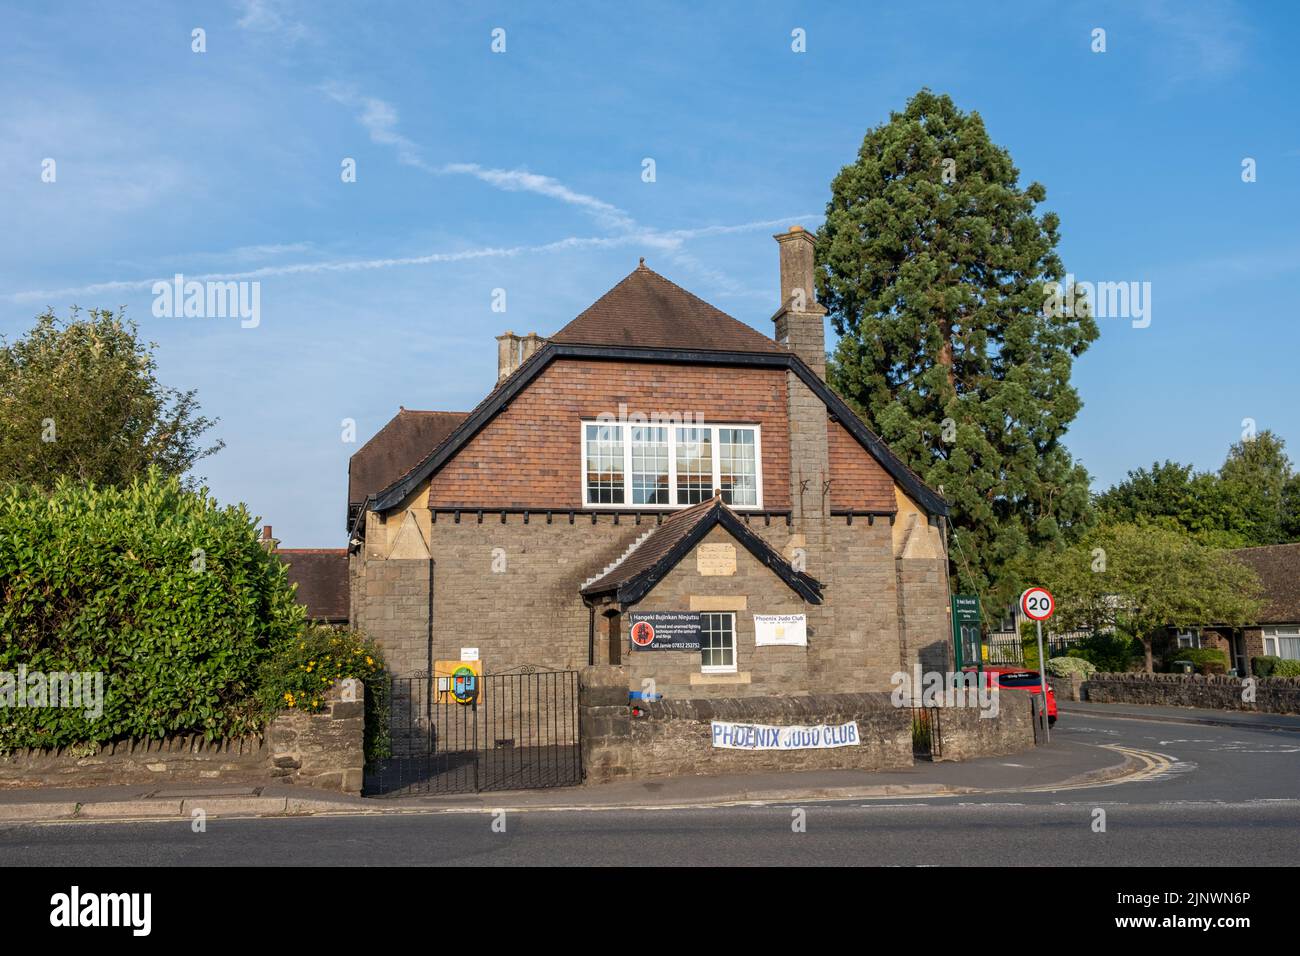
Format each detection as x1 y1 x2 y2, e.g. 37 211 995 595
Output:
580 496 823 605
277 549 349 623
348 410 467 508
1232 543 1300 624
550 262 785 354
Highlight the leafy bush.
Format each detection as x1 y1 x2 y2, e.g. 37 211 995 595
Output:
1046 656 1097 678
1274 659 1300 678
1066 631 1144 672
257 623 390 761
0 471 303 751
1252 656 1280 677
1163 647 1227 674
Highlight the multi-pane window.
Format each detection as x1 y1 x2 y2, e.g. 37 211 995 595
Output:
675 427 712 504
1264 628 1300 660
584 424 624 504
581 422 761 508
630 427 669 505
700 612 736 672
718 427 757 506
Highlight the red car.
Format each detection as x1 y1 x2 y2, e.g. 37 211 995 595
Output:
963 666 1057 725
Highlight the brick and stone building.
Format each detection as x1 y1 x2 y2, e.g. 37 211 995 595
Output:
346 227 953 697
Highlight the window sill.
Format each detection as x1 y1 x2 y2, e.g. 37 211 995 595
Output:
691 671 750 686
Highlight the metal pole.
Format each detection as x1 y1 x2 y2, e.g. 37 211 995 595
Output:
1036 618 1050 743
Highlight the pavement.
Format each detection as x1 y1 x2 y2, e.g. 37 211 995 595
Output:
5 699 1292 824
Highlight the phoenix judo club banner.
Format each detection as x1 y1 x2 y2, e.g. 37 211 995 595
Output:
628 611 702 651
711 720 861 750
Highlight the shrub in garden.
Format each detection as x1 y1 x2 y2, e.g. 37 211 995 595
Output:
1046 656 1097 679
1066 631 1144 672
1273 659 1300 678
1252 656 1279 677
257 623 390 762
0 471 303 751
1163 647 1228 674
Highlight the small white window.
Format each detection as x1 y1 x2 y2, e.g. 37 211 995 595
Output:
584 424 625 504
700 612 737 673
1175 629 1201 649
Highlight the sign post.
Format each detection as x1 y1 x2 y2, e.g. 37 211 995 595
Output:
1019 586 1055 742
950 595 981 674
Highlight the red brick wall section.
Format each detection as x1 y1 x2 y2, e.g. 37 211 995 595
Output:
827 419 895 512
428 359 792 509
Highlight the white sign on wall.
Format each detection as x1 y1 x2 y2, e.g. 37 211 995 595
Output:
460 647 479 662
711 720 859 750
753 613 807 647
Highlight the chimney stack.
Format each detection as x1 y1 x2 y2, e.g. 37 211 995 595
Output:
772 225 828 380
260 524 278 551
496 331 544 382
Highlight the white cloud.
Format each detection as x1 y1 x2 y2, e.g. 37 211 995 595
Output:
234 0 311 43
5 217 814 303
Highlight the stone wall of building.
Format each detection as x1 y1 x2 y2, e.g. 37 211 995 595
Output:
351 499 954 708
1083 672 1300 714
0 682 366 794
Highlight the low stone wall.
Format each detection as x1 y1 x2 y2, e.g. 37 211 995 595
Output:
579 666 1036 783
1083 672 1300 715
934 693 1036 762
0 680 366 794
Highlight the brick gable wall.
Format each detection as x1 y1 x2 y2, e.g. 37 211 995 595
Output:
427 358 793 510
424 357 900 513
827 419 896 511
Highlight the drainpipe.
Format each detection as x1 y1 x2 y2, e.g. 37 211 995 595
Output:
583 598 596 666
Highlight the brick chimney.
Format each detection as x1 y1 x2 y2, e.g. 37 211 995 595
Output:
772 225 828 380
260 524 278 551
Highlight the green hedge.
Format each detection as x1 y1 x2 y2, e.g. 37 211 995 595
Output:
0 471 304 750
1164 647 1228 674
1046 656 1097 678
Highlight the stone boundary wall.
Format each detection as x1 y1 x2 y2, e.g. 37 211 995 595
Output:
0 681 365 794
933 692 1036 761
1082 672 1300 715
580 666 1035 783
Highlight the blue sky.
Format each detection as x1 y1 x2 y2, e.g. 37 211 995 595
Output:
2 0 1297 545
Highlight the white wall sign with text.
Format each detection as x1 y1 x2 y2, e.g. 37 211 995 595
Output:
753 613 807 647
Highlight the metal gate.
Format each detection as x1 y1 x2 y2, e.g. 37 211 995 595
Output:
365 666 581 796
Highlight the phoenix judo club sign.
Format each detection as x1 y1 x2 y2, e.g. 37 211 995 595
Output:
628 612 702 651
712 720 860 750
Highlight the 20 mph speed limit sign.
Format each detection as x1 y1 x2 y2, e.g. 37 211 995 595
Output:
1020 586 1055 621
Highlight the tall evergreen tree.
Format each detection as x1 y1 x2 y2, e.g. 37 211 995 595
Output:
817 89 1098 609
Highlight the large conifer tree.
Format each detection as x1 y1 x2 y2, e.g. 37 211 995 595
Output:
817 90 1098 608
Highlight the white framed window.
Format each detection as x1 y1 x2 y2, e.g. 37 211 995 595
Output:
1175 629 1202 649
700 612 737 673
581 422 762 509
1263 628 1300 660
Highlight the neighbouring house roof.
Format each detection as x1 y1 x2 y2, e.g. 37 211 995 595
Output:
277 549 349 623
580 496 824 606
1232 543 1300 625
550 263 787 354
348 409 468 518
